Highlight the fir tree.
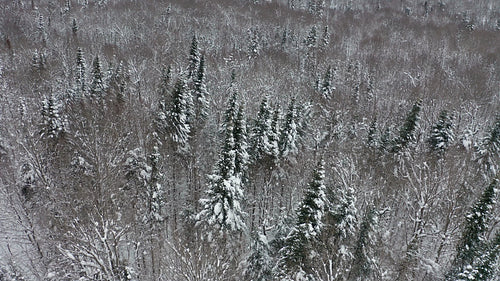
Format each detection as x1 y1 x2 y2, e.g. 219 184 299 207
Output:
167 79 192 152
447 178 499 280
477 115 500 174
304 25 317 49
187 34 200 80
40 93 67 141
234 105 249 179
366 118 378 148
321 66 334 98
392 99 422 152
193 54 209 121
320 25 330 49
148 137 165 223
348 207 378 281
279 98 298 158
280 160 328 277
428 110 454 153
244 232 273 281
154 66 172 137
71 18 78 36
89 55 105 99
196 93 247 235
74 48 86 99
251 97 274 163
196 117 246 234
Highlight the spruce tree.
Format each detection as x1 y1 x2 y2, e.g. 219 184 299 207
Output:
428 110 454 153
74 48 86 99
234 105 249 179
279 98 298 158
392 99 422 152
251 97 274 163
196 94 247 235
167 79 192 152
40 93 67 141
244 232 273 281
280 160 327 277
321 66 334 98
148 137 165 223
89 55 105 99
348 207 378 281
187 34 200 80
447 178 499 280
193 54 209 121
366 118 378 148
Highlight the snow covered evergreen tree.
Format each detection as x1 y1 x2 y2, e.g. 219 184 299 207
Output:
348 207 379 281
187 34 200 80
251 97 275 164
321 66 334 98
40 93 67 141
196 94 246 235
446 177 499 280
279 160 328 277
89 55 105 99
392 99 422 152
428 110 454 153
73 47 86 99
477 115 500 175
148 137 165 223
234 105 249 179
279 98 298 159
244 232 273 281
193 54 210 122
167 78 192 152
366 118 379 148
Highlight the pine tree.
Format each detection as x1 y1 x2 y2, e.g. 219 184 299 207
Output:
148 137 165 223
297 159 327 239
244 232 273 281
392 99 422 152
74 48 86 99
366 118 378 148
234 105 249 179
304 25 317 49
196 94 247 235
71 18 78 36
279 98 298 158
40 93 67 140
187 34 200 80
348 207 378 281
280 160 328 277
89 55 105 99
428 110 454 153
251 97 274 163
321 66 334 98
477 115 500 174
196 118 246 234
268 107 281 161
446 177 499 280
154 66 172 137
167 79 192 152
320 25 330 49
193 54 209 121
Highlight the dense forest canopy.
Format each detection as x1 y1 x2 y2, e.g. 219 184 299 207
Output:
0 0 499 280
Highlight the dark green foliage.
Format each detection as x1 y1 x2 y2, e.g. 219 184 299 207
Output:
349 207 378 281
188 34 200 80
167 79 192 152
245 232 273 281
447 178 499 280
280 160 327 276
74 48 86 98
392 99 422 152
89 55 105 98
279 98 298 158
428 110 454 153
251 97 273 163
234 105 249 178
